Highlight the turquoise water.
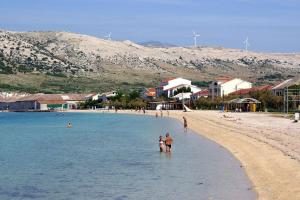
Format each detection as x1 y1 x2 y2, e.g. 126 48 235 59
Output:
0 113 255 200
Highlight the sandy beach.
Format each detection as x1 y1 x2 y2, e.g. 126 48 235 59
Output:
68 109 300 200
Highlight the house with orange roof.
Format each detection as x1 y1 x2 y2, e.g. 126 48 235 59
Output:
191 89 209 101
142 88 156 100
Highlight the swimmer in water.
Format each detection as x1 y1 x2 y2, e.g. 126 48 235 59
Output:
159 135 165 152
67 122 72 128
165 133 173 152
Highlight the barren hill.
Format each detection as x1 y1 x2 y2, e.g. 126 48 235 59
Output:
0 30 299 93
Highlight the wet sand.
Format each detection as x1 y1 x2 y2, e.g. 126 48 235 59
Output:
67 109 300 200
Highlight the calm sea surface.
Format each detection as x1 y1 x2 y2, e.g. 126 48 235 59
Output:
0 112 256 200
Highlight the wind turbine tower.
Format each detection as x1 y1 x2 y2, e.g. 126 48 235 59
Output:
193 31 200 47
105 32 112 40
243 37 250 52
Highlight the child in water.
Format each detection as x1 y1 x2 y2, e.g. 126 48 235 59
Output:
159 136 165 152
67 122 72 128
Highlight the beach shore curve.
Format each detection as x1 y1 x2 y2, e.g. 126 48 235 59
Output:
66 109 300 200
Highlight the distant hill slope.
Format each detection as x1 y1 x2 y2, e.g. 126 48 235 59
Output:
138 41 177 48
0 30 299 93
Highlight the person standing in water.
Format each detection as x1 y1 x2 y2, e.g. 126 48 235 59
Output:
159 136 165 152
165 133 173 152
183 116 187 132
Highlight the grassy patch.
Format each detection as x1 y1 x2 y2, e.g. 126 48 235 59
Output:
0 74 139 93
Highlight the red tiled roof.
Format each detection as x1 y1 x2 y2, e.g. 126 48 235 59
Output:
37 100 67 104
229 85 272 95
145 88 156 97
16 94 46 101
192 89 209 96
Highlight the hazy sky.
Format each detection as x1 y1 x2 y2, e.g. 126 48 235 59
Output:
0 0 299 52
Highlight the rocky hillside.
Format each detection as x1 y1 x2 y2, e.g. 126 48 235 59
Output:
0 30 299 92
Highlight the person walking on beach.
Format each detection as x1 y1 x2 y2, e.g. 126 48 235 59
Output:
155 112 158 118
159 135 165 152
165 133 173 152
183 116 188 132
160 110 163 117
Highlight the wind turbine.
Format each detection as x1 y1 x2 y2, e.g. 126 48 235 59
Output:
243 37 250 52
193 31 200 47
104 32 112 40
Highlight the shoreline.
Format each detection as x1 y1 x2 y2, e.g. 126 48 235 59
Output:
65 109 300 200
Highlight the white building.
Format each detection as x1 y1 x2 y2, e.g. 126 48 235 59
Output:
209 77 252 99
156 78 201 98
99 91 117 102
173 92 193 101
272 79 300 96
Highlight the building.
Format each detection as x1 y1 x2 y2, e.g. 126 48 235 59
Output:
172 92 193 101
99 91 117 102
141 88 156 100
86 93 101 101
229 85 273 96
272 78 300 96
156 78 201 98
191 89 209 101
209 77 252 99
0 92 29 110
0 97 17 110
0 93 94 111
226 98 261 112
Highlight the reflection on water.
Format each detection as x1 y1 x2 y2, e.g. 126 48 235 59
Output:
0 112 256 200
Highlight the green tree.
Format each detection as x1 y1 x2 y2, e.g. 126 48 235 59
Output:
174 87 191 95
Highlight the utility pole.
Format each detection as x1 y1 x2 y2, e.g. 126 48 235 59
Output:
284 88 286 115
182 92 184 111
222 89 225 111
287 86 289 115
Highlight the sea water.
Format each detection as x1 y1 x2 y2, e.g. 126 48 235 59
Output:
0 112 256 200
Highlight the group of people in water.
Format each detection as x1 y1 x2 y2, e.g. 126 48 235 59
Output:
159 133 173 153
158 116 188 152
65 110 188 154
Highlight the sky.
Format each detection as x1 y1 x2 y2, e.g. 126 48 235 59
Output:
0 0 299 52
